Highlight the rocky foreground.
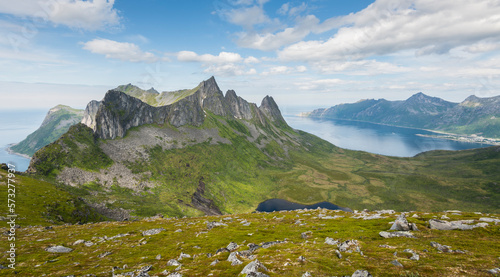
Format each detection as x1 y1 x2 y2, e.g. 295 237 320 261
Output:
1 209 499 276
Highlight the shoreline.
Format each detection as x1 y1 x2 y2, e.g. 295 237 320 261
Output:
299 114 500 145
5 143 32 159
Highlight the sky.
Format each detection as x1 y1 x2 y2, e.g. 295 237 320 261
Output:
1 0 500 111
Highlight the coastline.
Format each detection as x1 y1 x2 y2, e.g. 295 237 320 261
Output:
301 114 500 146
5 143 32 159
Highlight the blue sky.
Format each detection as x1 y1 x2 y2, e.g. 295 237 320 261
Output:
1 0 500 111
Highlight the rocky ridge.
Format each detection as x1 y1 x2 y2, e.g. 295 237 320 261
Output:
82 77 285 140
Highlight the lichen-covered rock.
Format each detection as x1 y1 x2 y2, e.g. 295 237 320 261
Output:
45 245 73 253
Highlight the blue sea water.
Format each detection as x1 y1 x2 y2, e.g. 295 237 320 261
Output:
0 107 492 172
0 109 47 172
283 112 490 157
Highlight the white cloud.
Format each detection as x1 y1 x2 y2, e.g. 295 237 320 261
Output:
464 42 500 53
294 78 356 91
177 51 243 64
0 0 121 31
82 39 158 63
203 63 257 76
176 50 259 76
262 65 307 75
236 15 319 51
224 5 270 28
277 3 289 15
244 56 260 63
313 60 411 75
279 0 500 62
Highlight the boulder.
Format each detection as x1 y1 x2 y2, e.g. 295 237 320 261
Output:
45 245 73 253
142 228 165 236
240 259 268 275
379 231 416 239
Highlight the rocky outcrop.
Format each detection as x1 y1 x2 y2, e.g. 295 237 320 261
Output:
225 89 253 120
191 179 222 216
81 100 100 130
259 96 286 125
83 77 287 139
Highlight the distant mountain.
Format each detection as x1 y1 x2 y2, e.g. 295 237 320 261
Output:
10 105 84 157
307 93 500 138
114 83 201 107
26 78 500 219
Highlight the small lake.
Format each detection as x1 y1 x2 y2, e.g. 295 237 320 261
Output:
256 198 352 212
283 114 490 157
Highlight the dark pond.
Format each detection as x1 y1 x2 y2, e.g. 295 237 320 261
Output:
256 198 352 212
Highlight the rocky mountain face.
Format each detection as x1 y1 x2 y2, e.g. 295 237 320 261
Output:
308 93 500 137
83 77 285 139
10 105 84 157
29 77 297 218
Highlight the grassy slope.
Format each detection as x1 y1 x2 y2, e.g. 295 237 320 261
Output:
2 209 499 276
28 112 500 220
0 168 108 226
10 106 84 157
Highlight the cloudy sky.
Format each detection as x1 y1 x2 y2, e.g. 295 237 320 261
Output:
1 0 500 111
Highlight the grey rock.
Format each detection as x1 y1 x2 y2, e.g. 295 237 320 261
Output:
84 241 94 247
73 239 85 245
215 247 229 255
166 259 181 266
351 270 372 277
302 272 312 277
480 217 500 224
142 228 165 236
487 268 500 274
210 259 219 266
403 249 420 261
207 221 227 229
178 252 190 260
246 273 270 277
97 251 112 258
325 237 339 246
81 100 101 130
391 260 404 267
45 245 73 253
338 240 359 252
140 265 152 272
430 241 452 252
240 259 268 275
227 242 239 251
261 240 286 249
379 231 416 239
228 252 243 265
335 250 343 259
390 213 418 231
301 231 313 239
166 273 183 277
298 255 306 262
156 254 162 260
429 219 487 230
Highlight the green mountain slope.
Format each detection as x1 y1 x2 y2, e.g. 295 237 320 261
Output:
10 105 84 157
26 78 500 219
308 93 500 138
0 165 108 226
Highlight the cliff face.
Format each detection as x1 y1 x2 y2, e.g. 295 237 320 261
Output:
83 77 286 139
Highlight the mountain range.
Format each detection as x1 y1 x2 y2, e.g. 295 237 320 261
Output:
22 77 499 221
306 92 500 138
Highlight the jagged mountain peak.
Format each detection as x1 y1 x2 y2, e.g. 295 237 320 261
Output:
81 77 286 139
